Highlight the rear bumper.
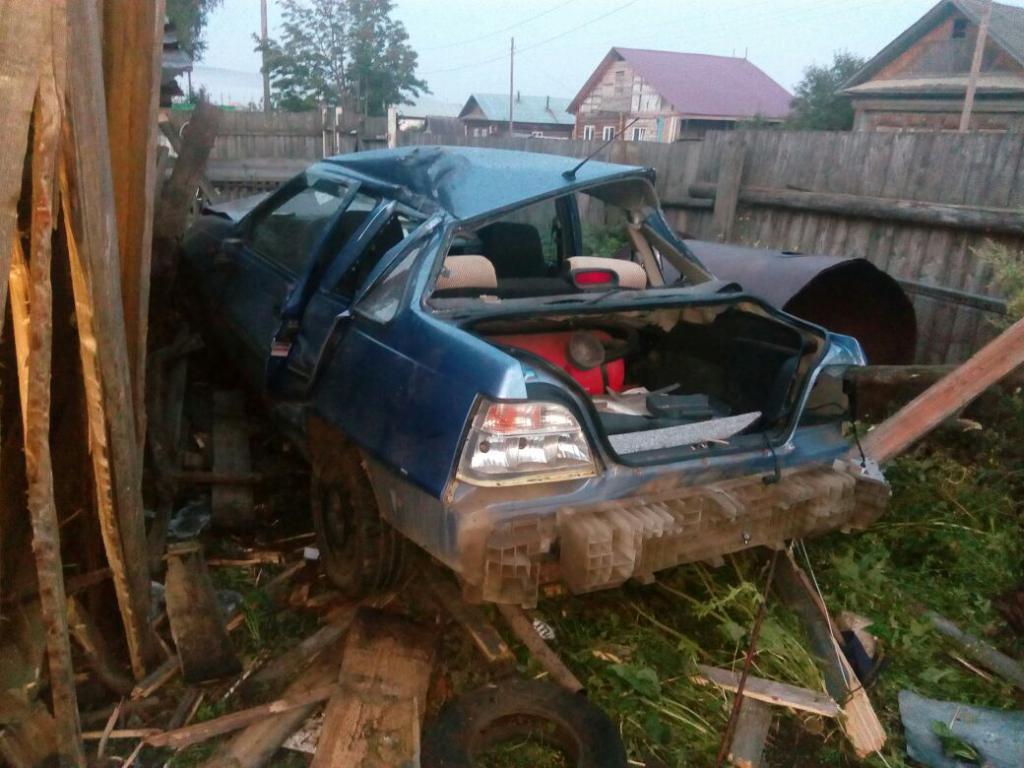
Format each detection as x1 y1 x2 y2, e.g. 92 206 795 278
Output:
369 450 889 606
472 460 888 605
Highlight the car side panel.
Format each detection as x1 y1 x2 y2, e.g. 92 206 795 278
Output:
312 308 527 499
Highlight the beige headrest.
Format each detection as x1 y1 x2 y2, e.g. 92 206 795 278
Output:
437 255 497 291
568 256 647 289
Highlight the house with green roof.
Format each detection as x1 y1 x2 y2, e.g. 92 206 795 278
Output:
458 93 575 138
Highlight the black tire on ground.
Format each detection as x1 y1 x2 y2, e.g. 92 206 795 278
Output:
421 678 628 768
310 439 406 598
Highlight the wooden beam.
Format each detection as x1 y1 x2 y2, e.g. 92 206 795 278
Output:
711 136 746 241
690 181 1024 236
853 315 1024 464
63 208 154 681
960 0 993 132
63 0 156 673
165 543 242 683
24 38 86 764
311 609 438 768
728 698 773 768
693 666 840 718
102 0 166 444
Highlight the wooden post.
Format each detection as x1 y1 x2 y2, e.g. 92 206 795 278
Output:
712 136 746 241
260 0 271 112
24 36 87 764
959 0 993 133
387 105 398 148
102 0 165 446
64 0 156 676
728 698 773 768
852 315 1024 464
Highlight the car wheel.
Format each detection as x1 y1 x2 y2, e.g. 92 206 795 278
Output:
421 678 628 768
310 444 406 598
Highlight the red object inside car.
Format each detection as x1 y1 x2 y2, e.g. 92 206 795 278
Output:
488 332 624 394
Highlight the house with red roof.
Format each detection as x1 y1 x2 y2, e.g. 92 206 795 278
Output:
568 47 793 142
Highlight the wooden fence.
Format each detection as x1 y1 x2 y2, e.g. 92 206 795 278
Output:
401 131 1021 364
166 108 389 200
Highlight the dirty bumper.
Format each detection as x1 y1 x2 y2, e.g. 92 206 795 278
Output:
370 454 889 607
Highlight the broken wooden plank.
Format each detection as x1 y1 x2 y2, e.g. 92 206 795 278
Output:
728 698 774 768
428 574 514 670
147 685 338 750
853 315 1024 464
693 666 841 718
241 604 358 703
165 542 241 683
497 603 583 693
311 608 438 768
23 19 86 764
211 391 256 529
102 0 164 442
775 554 886 758
64 0 155 675
201 636 347 768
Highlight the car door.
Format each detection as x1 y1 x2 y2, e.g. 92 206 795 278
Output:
220 173 352 384
265 192 424 400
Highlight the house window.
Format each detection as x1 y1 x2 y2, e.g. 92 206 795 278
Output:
583 125 595 140
952 18 968 38
631 126 646 142
602 125 615 141
614 70 625 95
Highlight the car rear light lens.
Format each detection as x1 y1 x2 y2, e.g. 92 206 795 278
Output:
457 400 597 486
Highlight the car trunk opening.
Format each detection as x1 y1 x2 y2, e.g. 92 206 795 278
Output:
467 299 829 463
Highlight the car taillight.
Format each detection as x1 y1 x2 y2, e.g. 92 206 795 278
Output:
456 400 597 486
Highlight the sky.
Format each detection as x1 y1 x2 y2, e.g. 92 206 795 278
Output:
193 0 944 109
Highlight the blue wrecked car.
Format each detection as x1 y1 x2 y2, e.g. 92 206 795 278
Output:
183 146 888 605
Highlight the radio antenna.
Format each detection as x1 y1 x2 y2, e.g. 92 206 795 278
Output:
563 117 641 180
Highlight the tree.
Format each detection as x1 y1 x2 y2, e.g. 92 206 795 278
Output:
259 0 427 114
166 0 223 61
788 51 866 131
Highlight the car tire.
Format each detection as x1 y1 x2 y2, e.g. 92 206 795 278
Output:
310 436 406 598
421 678 628 768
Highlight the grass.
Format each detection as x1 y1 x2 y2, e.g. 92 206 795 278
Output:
486 395 1023 767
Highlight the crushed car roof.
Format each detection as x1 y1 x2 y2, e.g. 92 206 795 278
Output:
320 145 653 221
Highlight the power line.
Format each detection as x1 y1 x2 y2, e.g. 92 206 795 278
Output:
420 0 577 52
420 0 642 75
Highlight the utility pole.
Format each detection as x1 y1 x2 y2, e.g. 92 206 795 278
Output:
260 0 271 112
960 0 993 132
508 37 515 135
